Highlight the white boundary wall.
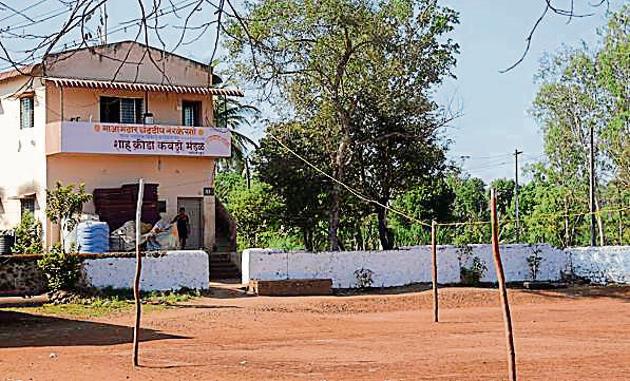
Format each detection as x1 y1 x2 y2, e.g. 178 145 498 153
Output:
83 250 209 291
243 245 630 288
568 246 630 284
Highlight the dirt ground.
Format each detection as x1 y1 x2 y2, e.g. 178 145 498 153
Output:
1 285 629 381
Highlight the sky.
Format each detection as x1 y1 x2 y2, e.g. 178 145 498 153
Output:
0 0 623 183
436 0 622 182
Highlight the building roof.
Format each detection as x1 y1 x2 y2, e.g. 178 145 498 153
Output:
47 77 244 97
0 64 37 83
0 41 231 89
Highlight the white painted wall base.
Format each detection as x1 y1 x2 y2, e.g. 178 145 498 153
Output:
242 245 630 288
83 250 209 291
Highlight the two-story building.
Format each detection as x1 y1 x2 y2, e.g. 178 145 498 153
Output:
0 41 242 250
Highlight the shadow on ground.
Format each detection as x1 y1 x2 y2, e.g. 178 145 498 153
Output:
525 285 630 301
0 310 186 348
170 303 242 309
334 283 433 297
202 280 251 299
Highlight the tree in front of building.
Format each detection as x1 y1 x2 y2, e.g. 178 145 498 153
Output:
46 182 92 250
226 0 459 250
37 243 82 293
213 95 260 173
215 173 287 250
12 210 43 254
255 121 332 251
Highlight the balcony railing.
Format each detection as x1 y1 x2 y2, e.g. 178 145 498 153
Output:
46 121 231 157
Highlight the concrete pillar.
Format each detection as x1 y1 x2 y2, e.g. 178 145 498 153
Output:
203 194 215 251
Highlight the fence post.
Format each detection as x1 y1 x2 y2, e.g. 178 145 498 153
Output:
431 220 438 323
132 178 145 367
490 189 517 381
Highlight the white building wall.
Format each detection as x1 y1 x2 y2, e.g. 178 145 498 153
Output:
83 250 209 291
243 245 630 288
0 78 48 235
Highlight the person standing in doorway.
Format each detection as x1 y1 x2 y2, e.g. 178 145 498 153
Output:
172 207 191 249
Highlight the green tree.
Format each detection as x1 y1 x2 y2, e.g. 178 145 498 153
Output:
226 0 459 250
596 5 629 188
390 176 455 246
215 172 247 202
12 210 43 254
447 174 490 244
255 121 331 251
213 95 260 173
531 48 601 245
528 6 629 246
46 182 92 250
518 170 583 247
489 178 518 242
216 174 284 250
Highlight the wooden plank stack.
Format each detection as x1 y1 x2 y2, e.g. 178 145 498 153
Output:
93 183 160 231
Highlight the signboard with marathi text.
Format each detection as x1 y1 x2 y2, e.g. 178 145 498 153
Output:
51 121 231 157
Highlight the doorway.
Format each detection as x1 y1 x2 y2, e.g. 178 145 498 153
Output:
177 197 203 249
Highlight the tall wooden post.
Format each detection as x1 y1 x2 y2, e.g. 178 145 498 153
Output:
431 220 438 323
132 179 145 367
490 189 517 381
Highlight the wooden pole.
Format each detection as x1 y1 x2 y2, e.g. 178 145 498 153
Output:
132 178 145 367
490 189 517 381
431 220 438 323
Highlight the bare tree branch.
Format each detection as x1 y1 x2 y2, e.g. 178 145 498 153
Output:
501 0 610 73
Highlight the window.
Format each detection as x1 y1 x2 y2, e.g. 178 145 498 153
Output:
100 96 144 124
182 101 201 127
158 200 167 214
20 197 35 217
20 96 34 129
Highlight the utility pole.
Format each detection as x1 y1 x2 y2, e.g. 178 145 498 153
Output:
514 149 522 243
98 3 108 44
589 124 596 246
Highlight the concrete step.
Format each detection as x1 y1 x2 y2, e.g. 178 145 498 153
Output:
210 260 241 281
210 263 238 271
210 253 232 261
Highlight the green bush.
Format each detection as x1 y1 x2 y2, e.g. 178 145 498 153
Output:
460 257 488 286
37 244 82 292
12 210 43 254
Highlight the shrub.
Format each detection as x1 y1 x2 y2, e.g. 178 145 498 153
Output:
527 245 545 281
12 210 43 254
353 267 375 289
460 256 488 286
45 182 92 250
37 243 82 292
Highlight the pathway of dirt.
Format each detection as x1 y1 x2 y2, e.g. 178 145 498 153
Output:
1 286 629 380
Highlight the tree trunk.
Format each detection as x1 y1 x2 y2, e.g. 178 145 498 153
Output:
303 228 313 252
594 197 605 246
354 229 364 251
563 215 570 248
58 216 65 254
328 136 350 251
376 204 393 250
329 188 342 251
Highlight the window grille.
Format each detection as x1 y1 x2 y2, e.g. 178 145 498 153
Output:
20 96 34 129
100 97 144 124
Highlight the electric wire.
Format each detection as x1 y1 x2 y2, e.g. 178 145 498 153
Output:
268 133 433 228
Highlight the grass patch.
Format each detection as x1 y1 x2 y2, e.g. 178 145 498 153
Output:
8 288 202 319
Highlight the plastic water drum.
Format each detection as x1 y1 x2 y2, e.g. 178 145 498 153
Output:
76 221 110 253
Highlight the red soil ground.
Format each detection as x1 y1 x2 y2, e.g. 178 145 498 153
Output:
1 286 629 381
